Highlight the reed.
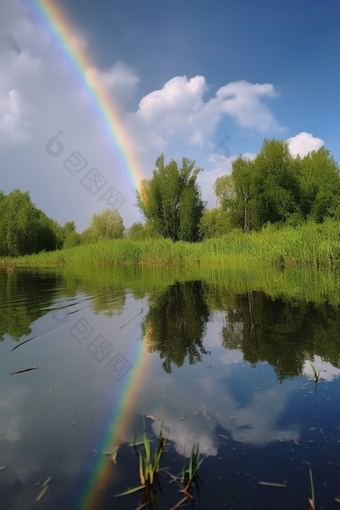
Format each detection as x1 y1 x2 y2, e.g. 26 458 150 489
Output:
309 468 316 510
180 444 203 497
2 220 340 269
309 360 321 383
116 417 167 507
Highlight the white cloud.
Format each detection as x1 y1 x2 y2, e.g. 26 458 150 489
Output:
0 0 282 230
213 80 280 131
85 61 140 109
287 132 324 158
130 76 281 154
131 360 301 454
0 89 28 144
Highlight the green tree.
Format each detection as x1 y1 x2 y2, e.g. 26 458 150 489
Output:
0 189 58 256
125 221 162 241
198 208 232 239
228 140 301 231
214 174 236 210
84 208 125 242
251 139 300 229
296 147 340 222
63 231 82 248
50 220 65 249
61 221 82 248
231 155 255 232
136 154 205 242
64 221 76 235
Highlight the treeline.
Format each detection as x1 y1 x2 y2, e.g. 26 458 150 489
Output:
0 189 125 257
206 139 340 236
1 137 339 257
135 138 340 241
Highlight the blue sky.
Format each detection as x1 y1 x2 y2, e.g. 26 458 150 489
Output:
1 0 339 230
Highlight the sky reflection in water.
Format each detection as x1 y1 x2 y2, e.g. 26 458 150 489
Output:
0 266 340 509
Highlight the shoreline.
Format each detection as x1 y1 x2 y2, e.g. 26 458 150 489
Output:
1 221 340 271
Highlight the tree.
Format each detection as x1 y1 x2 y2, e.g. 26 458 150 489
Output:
63 231 82 248
84 208 125 241
64 221 76 235
198 208 233 239
295 147 340 222
125 221 144 239
231 155 255 232
136 154 205 242
125 221 162 241
250 139 300 229
214 174 236 210
228 140 301 231
0 189 58 256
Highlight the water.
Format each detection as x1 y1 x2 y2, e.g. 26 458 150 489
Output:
1 265 340 509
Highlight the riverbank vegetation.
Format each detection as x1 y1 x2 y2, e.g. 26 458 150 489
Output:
1 137 340 267
1 218 340 269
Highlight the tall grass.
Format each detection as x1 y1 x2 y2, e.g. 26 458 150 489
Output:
1 219 340 269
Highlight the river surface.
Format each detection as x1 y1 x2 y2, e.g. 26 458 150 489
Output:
1 264 340 510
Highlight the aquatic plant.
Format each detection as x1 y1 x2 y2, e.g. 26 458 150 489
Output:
309 468 316 510
180 444 203 497
116 417 168 507
310 360 321 383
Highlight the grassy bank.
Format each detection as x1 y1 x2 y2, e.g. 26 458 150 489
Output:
1 220 340 269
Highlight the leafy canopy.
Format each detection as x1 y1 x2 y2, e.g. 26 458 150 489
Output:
136 154 205 242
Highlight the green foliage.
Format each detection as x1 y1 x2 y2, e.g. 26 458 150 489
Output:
63 231 82 249
217 139 340 232
84 208 125 242
250 138 300 229
0 189 58 256
50 220 66 250
181 444 203 487
0 270 59 341
125 221 162 241
199 208 232 239
296 147 340 222
117 417 167 506
214 174 236 210
142 281 210 373
2 261 340 381
3 219 340 270
228 155 255 231
125 221 144 239
136 153 205 242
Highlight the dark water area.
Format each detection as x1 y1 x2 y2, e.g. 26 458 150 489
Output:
0 265 340 510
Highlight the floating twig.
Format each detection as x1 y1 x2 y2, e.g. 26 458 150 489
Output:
258 481 287 488
35 485 48 502
42 476 52 488
10 367 40 375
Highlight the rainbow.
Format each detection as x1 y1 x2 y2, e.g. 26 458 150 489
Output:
80 339 151 510
26 0 144 191
25 1 151 508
